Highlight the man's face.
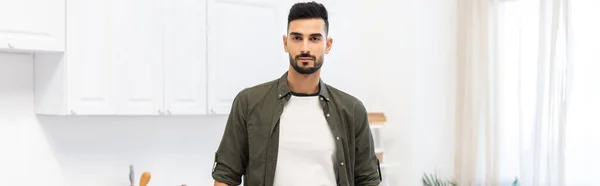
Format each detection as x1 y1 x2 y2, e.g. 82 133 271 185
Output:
283 18 333 74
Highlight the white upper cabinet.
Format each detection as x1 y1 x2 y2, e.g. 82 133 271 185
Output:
34 0 210 115
34 0 295 115
66 0 118 115
207 0 288 114
113 0 165 115
0 0 65 52
35 0 116 115
163 0 208 115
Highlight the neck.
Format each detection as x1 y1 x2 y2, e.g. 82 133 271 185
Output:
287 68 320 95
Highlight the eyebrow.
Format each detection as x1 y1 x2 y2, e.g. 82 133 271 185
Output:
290 32 323 37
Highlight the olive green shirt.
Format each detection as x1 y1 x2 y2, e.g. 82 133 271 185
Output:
212 72 382 186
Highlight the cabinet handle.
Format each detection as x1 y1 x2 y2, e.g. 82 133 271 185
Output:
210 109 216 114
167 110 172 115
158 109 163 115
7 43 14 49
70 110 76 115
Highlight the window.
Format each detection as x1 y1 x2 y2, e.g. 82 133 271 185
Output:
497 0 600 185
565 0 600 185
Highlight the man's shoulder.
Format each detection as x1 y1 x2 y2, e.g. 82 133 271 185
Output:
234 78 279 101
324 84 365 110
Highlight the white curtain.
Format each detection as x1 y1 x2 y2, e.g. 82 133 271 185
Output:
456 0 572 185
455 0 500 185
515 0 571 185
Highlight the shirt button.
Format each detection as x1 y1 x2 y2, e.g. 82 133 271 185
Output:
326 113 330 117
340 162 344 166
336 137 340 140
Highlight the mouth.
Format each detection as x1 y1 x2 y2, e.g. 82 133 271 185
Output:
297 57 315 62
298 59 313 66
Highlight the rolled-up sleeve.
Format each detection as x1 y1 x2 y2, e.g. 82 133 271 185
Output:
212 90 249 185
353 101 382 186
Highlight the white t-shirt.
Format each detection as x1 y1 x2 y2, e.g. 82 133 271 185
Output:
273 94 337 186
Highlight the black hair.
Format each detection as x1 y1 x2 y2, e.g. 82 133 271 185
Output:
287 1 329 34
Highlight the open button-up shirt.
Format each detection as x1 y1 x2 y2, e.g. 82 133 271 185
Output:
212 72 382 186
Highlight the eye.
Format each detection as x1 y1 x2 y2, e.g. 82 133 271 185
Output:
292 36 302 40
310 37 321 42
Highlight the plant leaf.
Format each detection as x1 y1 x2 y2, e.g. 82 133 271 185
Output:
423 173 432 186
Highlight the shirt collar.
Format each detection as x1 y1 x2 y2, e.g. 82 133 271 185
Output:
277 71 331 102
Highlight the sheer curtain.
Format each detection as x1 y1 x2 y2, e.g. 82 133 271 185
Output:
564 0 600 185
498 0 571 185
455 0 500 185
456 0 572 185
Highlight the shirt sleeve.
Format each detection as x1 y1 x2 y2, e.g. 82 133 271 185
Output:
212 90 249 185
352 101 383 186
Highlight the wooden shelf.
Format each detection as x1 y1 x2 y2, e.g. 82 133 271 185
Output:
368 112 386 125
376 152 384 163
369 112 386 163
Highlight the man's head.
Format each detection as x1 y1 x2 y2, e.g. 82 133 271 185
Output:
283 1 333 75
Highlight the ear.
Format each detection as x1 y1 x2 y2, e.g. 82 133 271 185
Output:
325 37 333 54
283 35 288 53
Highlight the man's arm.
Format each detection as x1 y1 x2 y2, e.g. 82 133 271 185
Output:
212 91 249 186
353 101 382 186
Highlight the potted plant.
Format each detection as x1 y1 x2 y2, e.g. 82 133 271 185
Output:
422 173 457 186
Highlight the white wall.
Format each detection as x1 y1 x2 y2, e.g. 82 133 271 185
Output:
0 0 456 185
0 53 62 186
38 116 228 186
351 0 457 185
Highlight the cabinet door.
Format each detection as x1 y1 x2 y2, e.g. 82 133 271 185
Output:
207 0 288 114
112 0 165 115
163 0 208 115
0 0 64 52
66 0 116 115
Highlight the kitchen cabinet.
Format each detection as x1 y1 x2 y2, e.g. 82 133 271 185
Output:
34 0 293 115
163 0 208 115
34 0 206 115
113 0 165 115
0 0 65 52
207 0 288 114
34 0 116 115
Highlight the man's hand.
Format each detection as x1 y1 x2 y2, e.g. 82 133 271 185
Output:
214 181 229 186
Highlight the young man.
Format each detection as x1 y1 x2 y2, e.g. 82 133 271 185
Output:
212 2 381 186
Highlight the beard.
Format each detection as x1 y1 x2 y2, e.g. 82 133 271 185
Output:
289 53 324 75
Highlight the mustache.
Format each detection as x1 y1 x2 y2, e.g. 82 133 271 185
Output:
295 53 316 60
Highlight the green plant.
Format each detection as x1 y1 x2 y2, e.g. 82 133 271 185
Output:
422 172 457 186
422 173 520 186
512 177 520 186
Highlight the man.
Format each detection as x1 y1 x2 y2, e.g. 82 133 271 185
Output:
212 1 381 186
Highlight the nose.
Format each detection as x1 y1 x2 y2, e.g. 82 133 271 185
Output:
301 40 310 53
